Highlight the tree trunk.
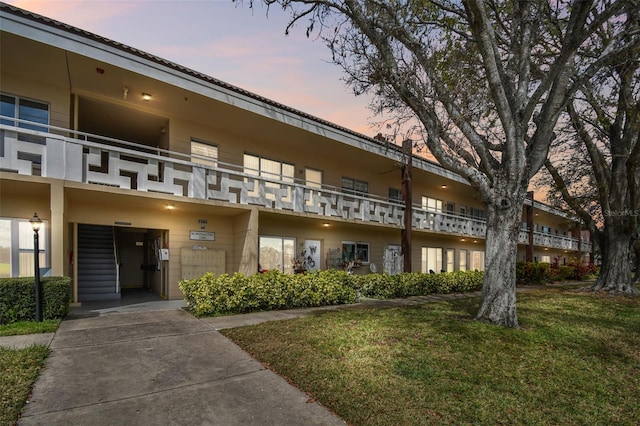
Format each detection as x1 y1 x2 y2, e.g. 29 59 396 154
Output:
475 197 524 328
591 221 639 294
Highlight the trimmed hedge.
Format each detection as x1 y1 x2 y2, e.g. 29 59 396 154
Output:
179 269 484 316
179 269 358 316
0 276 71 324
353 270 484 299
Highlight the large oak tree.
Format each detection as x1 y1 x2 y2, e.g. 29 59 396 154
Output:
247 0 638 326
543 36 639 294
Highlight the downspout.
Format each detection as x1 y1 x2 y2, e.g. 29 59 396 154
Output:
73 222 78 303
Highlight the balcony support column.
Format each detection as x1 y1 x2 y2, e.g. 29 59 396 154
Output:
50 181 65 276
401 139 412 273
526 191 534 262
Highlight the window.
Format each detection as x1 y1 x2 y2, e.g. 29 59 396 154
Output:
259 236 295 274
446 249 455 272
470 208 485 220
459 249 467 271
305 168 322 188
445 203 455 214
421 247 442 273
342 241 370 264
389 187 402 204
305 168 322 206
342 177 368 196
422 196 443 212
541 226 551 234
244 154 295 201
0 217 48 278
471 251 485 271
1 94 49 140
459 205 468 217
541 255 551 264
191 139 218 167
244 154 294 181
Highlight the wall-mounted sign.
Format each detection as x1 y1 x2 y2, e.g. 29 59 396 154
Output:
189 230 215 241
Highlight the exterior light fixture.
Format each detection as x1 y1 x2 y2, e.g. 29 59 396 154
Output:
440 185 447 189
322 223 330 227
142 92 152 101
166 204 175 210
29 213 43 322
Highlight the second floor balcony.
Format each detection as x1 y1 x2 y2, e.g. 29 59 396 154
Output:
0 121 592 254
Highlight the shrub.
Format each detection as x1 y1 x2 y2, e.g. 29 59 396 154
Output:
0 276 71 324
517 261 599 284
179 269 357 316
565 262 599 281
557 265 575 281
357 270 483 299
516 262 551 285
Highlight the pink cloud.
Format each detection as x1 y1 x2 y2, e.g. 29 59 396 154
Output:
6 0 142 28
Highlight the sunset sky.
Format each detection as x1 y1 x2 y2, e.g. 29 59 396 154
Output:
5 0 378 136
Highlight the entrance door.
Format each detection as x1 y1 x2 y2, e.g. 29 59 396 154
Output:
117 230 145 289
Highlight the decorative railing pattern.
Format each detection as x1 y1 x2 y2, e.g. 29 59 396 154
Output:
0 124 592 253
519 228 592 253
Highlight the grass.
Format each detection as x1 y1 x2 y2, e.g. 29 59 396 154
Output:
222 289 640 425
0 345 49 426
0 320 58 425
0 320 59 337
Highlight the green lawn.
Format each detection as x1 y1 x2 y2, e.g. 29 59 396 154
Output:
222 289 640 425
0 320 59 337
0 320 59 425
0 345 49 426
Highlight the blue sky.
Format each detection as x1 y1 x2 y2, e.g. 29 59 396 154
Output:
7 0 377 135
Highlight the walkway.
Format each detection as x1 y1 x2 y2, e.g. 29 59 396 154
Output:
16 307 346 425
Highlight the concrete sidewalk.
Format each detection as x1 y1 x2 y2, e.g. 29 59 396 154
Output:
17 308 346 426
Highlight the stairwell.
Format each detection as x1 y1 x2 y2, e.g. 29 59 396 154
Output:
77 224 120 301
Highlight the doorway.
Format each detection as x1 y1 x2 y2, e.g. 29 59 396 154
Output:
116 229 146 289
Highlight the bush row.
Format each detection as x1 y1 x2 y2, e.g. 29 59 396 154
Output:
0 276 72 324
179 269 485 316
516 261 599 285
353 270 484 299
179 270 358 316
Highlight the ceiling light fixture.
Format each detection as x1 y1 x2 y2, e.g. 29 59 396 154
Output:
142 92 152 101
166 204 175 210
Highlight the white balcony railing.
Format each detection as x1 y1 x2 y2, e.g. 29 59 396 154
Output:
519 229 592 253
0 121 591 253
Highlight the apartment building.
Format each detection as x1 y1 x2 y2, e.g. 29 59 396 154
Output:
0 4 591 302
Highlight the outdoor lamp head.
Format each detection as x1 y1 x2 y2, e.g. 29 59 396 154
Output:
30 213 42 232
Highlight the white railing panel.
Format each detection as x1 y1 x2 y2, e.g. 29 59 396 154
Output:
0 124 594 251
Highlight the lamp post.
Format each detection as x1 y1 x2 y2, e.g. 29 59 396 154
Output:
30 213 43 322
